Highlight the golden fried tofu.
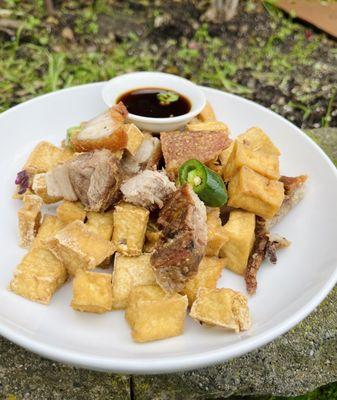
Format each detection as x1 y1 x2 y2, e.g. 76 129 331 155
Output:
187 121 229 134
219 141 234 170
9 247 67 304
86 210 114 241
181 257 224 305
71 270 112 313
220 210 255 275
224 141 280 180
228 166 284 220
205 208 228 257
144 223 161 253
18 194 43 248
56 201 86 224
32 173 62 204
125 123 144 156
46 221 115 275
23 141 68 175
198 101 216 122
113 202 149 256
237 127 280 155
125 285 188 343
190 288 251 332
33 214 65 248
111 253 156 309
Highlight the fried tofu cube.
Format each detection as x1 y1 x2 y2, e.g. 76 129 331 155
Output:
46 221 115 275
219 141 234 170
198 101 216 122
181 257 224 305
113 202 149 256
33 214 65 248
205 208 228 257
187 121 229 134
190 288 251 332
111 253 156 309
144 223 161 253
220 210 255 275
23 141 68 174
18 194 43 248
237 127 280 155
56 201 86 224
125 285 188 343
32 173 62 204
125 123 144 156
228 166 285 220
86 210 114 241
9 247 67 304
224 141 280 180
71 270 112 313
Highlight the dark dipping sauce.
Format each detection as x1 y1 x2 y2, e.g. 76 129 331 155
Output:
117 87 191 118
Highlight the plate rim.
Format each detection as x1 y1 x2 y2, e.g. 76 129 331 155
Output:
1 82 337 374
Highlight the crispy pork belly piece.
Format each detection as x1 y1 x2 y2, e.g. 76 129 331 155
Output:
245 217 290 295
121 170 176 209
71 102 128 152
68 149 122 212
151 184 207 292
266 175 307 229
161 130 232 176
46 163 78 201
122 133 161 176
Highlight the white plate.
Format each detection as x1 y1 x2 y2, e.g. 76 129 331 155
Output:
0 83 336 374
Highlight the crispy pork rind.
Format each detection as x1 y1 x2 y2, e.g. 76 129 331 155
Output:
18 194 43 248
161 129 231 176
151 185 207 293
112 202 149 256
266 175 308 229
190 287 251 333
9 247 67 304
245 217 290 295
120 170 176 209
71 270 112 313
46 220 115 276
56 201 86 224
71 102 128 152
111 253 156 309
125 285 188 343
181 256 224 306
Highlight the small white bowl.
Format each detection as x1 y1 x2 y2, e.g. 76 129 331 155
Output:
102 71 206 132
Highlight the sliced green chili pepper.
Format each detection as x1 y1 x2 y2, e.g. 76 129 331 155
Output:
66 126 81 148
179 159 228 207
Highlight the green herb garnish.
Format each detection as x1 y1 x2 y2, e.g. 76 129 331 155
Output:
157 91 179 106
